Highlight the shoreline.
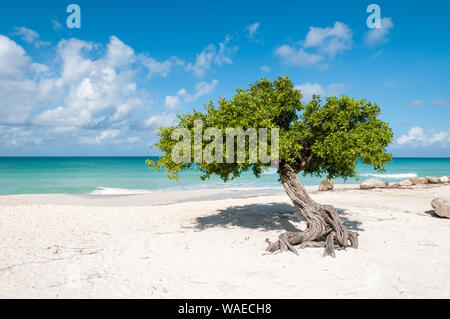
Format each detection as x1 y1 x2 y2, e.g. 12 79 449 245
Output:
0 184 360 207
0 182 448 207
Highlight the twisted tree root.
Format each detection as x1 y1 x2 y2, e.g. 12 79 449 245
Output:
267 161 359 258
266 204 358 258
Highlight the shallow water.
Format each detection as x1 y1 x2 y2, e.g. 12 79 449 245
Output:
0 157 449 195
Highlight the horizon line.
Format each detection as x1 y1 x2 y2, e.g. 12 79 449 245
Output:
1 156 450 159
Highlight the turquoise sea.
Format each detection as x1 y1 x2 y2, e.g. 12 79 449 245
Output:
0 157 449 195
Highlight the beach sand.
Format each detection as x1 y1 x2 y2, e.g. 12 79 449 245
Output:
1 184 450 298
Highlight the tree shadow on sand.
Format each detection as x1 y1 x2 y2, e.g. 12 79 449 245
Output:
194 202 363 232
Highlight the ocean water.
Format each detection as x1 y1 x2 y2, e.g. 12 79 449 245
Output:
0 157 449 195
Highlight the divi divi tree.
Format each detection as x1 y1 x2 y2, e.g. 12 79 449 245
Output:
148 76 393 257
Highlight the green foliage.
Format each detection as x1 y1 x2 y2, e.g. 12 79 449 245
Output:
147 76 393 181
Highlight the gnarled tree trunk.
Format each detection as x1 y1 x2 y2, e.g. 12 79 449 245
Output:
266 161 358 257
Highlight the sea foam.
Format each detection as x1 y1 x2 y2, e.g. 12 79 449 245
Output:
90 187 156 195
360 173 418 179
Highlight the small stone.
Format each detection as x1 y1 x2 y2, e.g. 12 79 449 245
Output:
318 179 334 191
360 179 388 189
398 179 413 186
410 177 427 185
426 176 440 184
431 198 450 219
438 176 449 183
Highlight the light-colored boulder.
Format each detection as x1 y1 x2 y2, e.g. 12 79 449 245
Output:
410 177 427 185
426 176 440 184
398 179 413 186
360 179 388 189
439 176 449 183
431 198 450 218
318 179 334 191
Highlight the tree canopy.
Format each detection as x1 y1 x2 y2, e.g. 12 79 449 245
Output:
147 76 393 181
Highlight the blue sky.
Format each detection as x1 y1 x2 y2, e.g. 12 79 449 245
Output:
0 0 449 156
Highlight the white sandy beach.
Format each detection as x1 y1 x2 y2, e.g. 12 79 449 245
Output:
1 184 450 298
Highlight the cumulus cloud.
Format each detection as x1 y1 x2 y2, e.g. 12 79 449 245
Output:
0 31 231 148
303 21 353 57
294 82 345 101
0 35 30 78
34 36 145 131
186 35 237 77
165 79 219 109
365 17 394 47
275 22 352 67
0 35 56 124
0 34 187 147
260 65 271 72
396 126 450 147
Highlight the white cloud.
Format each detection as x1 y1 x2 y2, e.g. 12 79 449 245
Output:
35 36 145 130
105 35 136 68
396 126 450 147
139 55 184 78
0 35 30 78
12 27 51 47
165 79 219 109
408 100 426 107
294 82 345 101
165 95 182 109
261 65 271 72
304 21 353 57
246 22 260 39
432 99 450 106
79 129 121 145
13 27 39 43
143 114 177 132
52 20 63 31
0 35 150 146
183 80 219 102
274 45 323 66
0 125 43 146
31 63 50 74
0 35 56 124
215 35 236 65
365 17 394 47
0 34 194 147
186 35 237 77
275 22 352 67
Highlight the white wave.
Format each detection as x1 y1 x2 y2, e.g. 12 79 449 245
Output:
90 187 155 195
360 172 418 179
261 168 278 175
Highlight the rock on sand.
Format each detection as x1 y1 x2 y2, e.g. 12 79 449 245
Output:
318 179 334 191
360 179 388 189
410 177 427 185
426 176 440 184
439 176 449 183
431 198 450 218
